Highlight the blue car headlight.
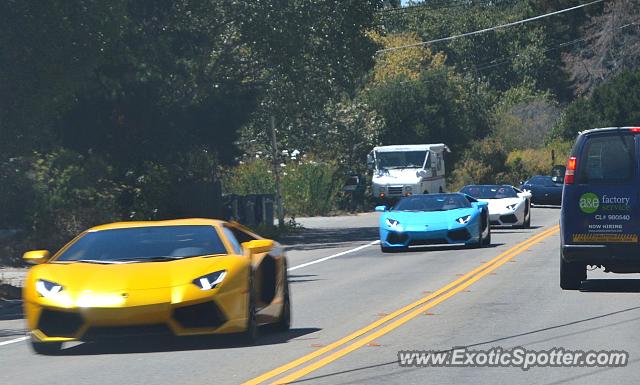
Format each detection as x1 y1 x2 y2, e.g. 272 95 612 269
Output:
456 215 471 224
35 279 64 298
385 218 401 229
193 270 227 290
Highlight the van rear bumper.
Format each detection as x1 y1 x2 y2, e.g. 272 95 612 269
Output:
562 244 640 264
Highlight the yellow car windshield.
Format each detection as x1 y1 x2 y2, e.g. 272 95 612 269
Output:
55 225 228 263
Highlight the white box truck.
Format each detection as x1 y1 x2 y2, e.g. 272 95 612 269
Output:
367 143 450 202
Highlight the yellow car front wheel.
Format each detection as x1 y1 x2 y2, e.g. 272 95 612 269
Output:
242 272 258 344
275 271 291 331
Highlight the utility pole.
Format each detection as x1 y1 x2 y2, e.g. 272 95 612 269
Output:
270 116 285 228
611 1 617 69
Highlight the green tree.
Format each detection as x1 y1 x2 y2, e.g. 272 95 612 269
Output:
223 159 275 196
450 138 509 189
553 69 640 140
491 86 560 152
0 0 126 157
315 98 385 174
377 0 588 97
365 67 492 162
238 0 384 154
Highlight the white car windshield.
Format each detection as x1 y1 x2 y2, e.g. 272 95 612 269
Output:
461 185 518 199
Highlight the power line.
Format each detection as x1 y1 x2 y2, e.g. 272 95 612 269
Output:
471 18 639 73
376 0 605 54
376 0 506 14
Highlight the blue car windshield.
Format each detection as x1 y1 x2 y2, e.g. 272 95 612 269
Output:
55 225 228 262
393 194 471 212
460 185 517 199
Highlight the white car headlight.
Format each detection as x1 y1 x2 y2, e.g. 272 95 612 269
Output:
193 270 227 290
506 203 518 211
35 279 64 298
456 215 471 224
385 218 401 228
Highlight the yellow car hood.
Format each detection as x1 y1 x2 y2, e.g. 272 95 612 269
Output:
32 256 238 291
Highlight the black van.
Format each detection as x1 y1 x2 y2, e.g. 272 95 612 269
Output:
560 127 640 289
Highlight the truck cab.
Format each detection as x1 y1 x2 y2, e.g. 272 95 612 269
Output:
368 144 450 203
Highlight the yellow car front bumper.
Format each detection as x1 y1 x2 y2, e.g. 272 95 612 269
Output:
25 284 248 342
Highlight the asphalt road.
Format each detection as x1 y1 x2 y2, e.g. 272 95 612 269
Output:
3 207 640 384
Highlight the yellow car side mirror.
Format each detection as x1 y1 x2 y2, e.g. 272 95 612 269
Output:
242 239 274 255
23 250 52 265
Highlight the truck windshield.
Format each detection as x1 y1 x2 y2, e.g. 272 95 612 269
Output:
376 151 427 169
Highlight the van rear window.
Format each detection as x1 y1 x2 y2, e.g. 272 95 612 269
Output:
579 134 635 183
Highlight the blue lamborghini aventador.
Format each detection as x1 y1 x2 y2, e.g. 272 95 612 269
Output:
375 193 491 252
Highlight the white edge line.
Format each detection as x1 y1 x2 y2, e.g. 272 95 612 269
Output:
287 240 380 272
0 336 29 346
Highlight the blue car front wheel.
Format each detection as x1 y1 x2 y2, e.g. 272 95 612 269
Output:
482 223 491 246
468 211 491 248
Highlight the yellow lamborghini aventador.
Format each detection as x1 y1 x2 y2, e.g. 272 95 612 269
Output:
22 219 290 354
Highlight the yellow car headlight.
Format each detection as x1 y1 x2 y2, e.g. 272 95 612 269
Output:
35 279 64 298
193 270 227 290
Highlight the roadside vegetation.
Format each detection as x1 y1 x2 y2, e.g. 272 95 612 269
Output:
1 1 640 265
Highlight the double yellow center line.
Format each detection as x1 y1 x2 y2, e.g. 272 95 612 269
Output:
244 225 560 384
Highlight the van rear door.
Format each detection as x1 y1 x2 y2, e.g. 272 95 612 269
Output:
565 131 639 245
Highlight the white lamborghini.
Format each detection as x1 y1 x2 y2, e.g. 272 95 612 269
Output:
459 185 532 228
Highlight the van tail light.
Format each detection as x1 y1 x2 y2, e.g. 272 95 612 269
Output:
630 127 640 133
565 156 577 185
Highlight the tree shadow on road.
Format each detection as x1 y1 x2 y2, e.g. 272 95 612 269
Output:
0 328 26 338
56 327 322 356
281 227 378 252
0 299 23 320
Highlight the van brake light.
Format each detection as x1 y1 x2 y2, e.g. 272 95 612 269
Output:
565 156 576 185
630 127 640 133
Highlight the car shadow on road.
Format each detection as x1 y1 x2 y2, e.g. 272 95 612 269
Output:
398 243 505 253
289 274 324 284
56 327 322 356
491 225 543 232
531 204 561 209
281 227 379 252
580 279 640 293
